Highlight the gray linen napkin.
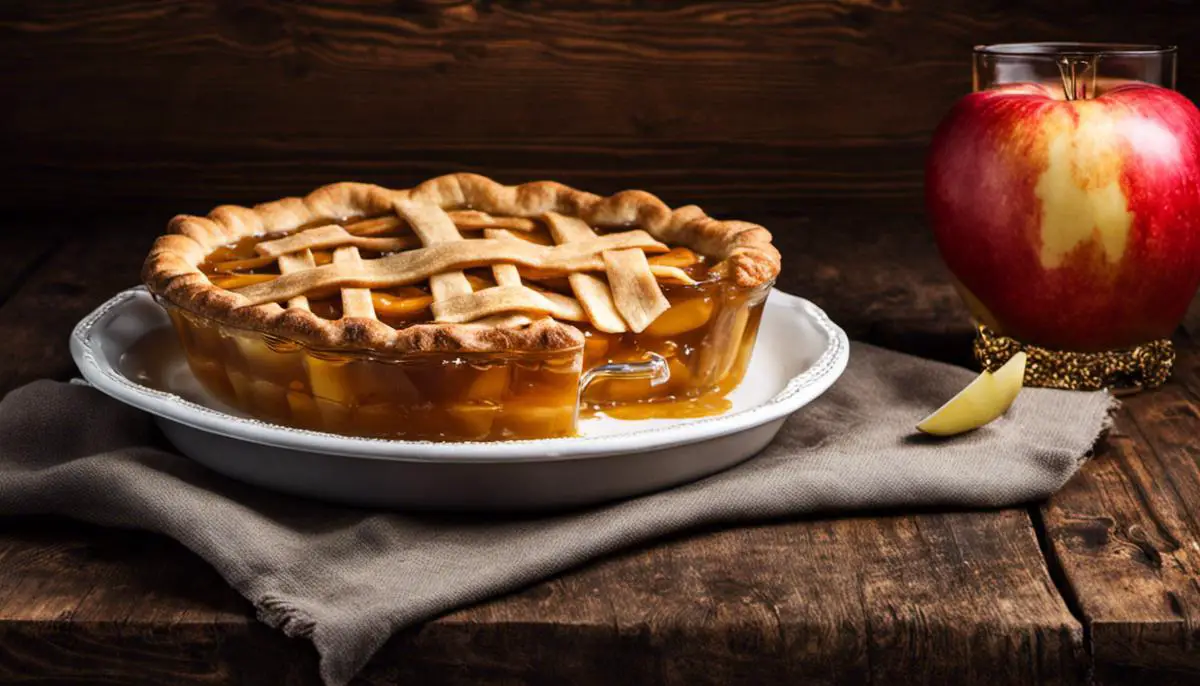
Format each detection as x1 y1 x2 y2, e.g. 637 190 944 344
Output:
0 342 1114 686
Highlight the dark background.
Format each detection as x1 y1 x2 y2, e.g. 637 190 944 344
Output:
1 0 1197 219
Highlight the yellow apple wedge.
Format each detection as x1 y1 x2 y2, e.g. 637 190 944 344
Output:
917 352 1027 436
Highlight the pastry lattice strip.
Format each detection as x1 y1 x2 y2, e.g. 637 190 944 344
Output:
278 245 378 321
485 229 587 322
258 225 414 258
233 204 681 331
395 198 476 309
544 213 629 333
249 220 694 287
544 213 670 333
398 199 545 325
234 230 669 306
333 246 376 319
277 250 317 311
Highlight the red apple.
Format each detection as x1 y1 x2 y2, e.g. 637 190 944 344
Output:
926 81 1200 352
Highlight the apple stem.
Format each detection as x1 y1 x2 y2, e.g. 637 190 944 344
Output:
1057 56 1099 101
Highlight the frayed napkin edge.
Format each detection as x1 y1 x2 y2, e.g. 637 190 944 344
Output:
1079 391 1121 468
258 594 317 639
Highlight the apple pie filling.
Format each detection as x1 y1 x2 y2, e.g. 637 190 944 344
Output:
166 211 768 441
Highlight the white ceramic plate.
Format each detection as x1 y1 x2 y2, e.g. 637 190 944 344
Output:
70 288 848 511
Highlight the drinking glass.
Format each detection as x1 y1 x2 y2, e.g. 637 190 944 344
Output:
974 42 1176 94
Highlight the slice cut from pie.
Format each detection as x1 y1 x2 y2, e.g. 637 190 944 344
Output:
144 173 780 441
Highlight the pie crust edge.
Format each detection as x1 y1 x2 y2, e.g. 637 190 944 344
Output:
142 173 782 354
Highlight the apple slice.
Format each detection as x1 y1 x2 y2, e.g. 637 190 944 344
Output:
917 352 1027 436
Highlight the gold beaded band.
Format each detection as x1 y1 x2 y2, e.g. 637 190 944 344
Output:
974 325 1174 392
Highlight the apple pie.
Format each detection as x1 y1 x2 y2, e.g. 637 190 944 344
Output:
143 173 780 440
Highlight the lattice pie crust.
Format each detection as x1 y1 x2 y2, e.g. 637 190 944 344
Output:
144 174 780 354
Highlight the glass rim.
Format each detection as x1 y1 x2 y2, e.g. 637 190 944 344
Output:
974 42 1177 58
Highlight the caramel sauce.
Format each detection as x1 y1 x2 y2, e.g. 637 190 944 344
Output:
181 213 768 440
592 395 733 420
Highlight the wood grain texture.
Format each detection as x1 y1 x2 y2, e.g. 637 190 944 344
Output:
0 208 1081 684
0 231 56 310
0 512 1083 686
394 512 1082 686
0 217 161 393
11 203 1200 683
0 517 316 685
769 204 975 368
1041 334 1200 683
1 1 1196 213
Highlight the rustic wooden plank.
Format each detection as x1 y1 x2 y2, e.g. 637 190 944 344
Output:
0 218 161 393
0 229 57 310
0 1 1194 212
768 204 975 368
396 511 1082 686
0 511 1083 686
0 516 312 686
0 208 1082 683
1041 334 1200 683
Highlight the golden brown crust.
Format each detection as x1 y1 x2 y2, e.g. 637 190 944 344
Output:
143 173 780 355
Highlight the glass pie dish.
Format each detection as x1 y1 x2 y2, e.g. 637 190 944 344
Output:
143 174 780 441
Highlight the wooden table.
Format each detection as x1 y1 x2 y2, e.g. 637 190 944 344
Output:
2 203 1199 685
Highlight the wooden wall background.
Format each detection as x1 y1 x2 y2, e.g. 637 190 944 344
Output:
1 0 1197 217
